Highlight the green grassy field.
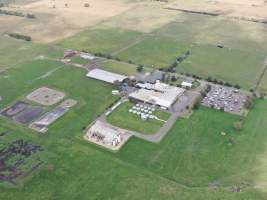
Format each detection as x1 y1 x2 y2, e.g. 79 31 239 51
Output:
177 44 266 89
60 27 144 54
116 36 188 68
117 102 267 191
0 36 48 69
153 13 267 90
107 102 170 134
101 60 139 76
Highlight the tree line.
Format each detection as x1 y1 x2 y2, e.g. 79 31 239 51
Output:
0 9 35 19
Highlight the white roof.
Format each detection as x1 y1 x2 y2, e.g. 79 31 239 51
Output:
130 86 185 108
136 81 175 93
33 107 66 126
80 53 95 60
182 81 193 88
86 69 127 84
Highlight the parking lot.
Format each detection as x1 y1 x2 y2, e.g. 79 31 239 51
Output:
202 86 248 115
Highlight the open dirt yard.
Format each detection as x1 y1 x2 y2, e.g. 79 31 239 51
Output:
166 0 267 22
27 87 65 106
1 0 137 43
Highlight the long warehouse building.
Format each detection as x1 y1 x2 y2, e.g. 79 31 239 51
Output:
86 69 127 84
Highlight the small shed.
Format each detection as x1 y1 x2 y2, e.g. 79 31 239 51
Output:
181 81 193 88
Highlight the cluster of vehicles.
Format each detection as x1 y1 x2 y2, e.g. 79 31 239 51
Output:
202 86 248 114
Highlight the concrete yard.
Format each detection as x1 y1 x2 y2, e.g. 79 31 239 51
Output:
27 87 65 106
84 120 132 151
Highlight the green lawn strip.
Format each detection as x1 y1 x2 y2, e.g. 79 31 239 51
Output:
107 102 170 135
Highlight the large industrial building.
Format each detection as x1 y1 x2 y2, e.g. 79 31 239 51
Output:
86 69 127 84
129 81 185 109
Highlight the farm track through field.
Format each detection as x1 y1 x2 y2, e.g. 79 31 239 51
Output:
111 35 148 56
255 57 267 92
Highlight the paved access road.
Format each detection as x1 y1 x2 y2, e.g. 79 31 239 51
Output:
130 91 201 143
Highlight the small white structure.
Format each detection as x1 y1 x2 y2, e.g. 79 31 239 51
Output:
86 69 127 84
112 90 120 95
181 81 193 88
141 115 148 121
80 53 95 60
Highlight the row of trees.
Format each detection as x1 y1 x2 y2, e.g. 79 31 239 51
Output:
162 50 192 73
82 51 147 73
8 33 32 41
0 9 35 19
181 72 241 89
206 76 240 89
89 52 138 66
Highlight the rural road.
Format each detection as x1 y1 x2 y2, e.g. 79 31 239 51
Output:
133 91 200 143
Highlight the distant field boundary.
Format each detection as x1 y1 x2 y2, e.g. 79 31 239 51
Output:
164 7 220 16
0 9 35 19
164 7 267 25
